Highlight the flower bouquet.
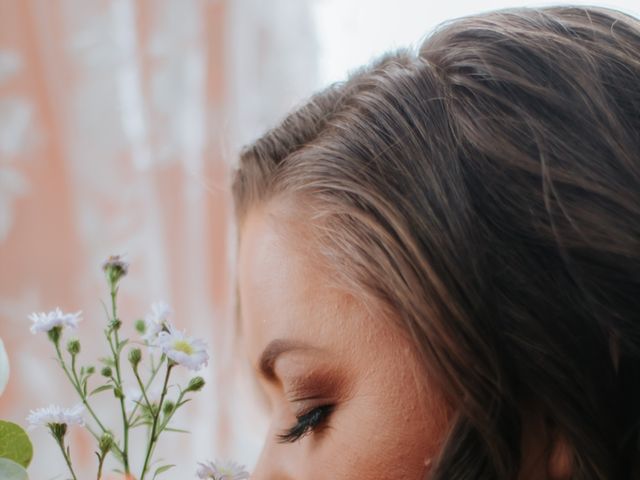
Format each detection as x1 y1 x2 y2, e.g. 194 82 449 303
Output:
0 255 249 480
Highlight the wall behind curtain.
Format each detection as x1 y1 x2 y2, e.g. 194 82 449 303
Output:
0 0 319 477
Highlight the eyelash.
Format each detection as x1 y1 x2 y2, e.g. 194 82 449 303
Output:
276 404 334 444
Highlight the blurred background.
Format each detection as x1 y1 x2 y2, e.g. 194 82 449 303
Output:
0 0 638 478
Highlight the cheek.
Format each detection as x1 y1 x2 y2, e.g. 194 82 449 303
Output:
305 350 450 479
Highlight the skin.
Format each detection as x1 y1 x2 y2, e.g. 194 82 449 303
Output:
237 201 451 479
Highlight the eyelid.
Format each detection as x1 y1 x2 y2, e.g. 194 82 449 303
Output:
286 389 324 403
285 384 337 412
288 396 326 418
276 403 335 444
281 367 344 398
282 370 351 418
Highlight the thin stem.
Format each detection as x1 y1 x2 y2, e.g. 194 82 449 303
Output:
139 362 173 480
110 286 118 328
156 390 187 435
108 284 130 474
127 353 165 424
96 453 105 480
132 366 154 411
54 436 78 480
54 345 107 433
53 343 127 462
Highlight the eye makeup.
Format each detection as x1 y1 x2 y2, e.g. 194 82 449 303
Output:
274 364 347 444
276 404 335 443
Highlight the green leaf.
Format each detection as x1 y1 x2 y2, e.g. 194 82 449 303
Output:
0 458 28 480
89 385 113 396
116 339 129 354
163 427 190 434
0 421 33 468
177 398 192 407
98 357 115 367
110 446 124 464
153 464 175 479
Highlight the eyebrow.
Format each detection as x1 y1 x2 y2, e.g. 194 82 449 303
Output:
258 338 317 381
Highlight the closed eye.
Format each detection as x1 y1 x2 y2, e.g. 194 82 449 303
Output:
276 404 334 443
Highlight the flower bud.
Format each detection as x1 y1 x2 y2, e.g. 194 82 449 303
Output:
186 376 205 393
109 319 122 331
128 348 142 368
134 319 146 334
102 255 129 287
86 366 96 375
67 339 81 355
98 432 113 455
101 366 113 378
47 326 62 345
113 386 124 399
162 400 175 415
49 422 67 441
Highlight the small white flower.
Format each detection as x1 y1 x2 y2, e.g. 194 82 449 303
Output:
0 336 9 397
156 327 209 371
28 307 82 334
142 301 174 343
196 459 249 480
27 404 85 429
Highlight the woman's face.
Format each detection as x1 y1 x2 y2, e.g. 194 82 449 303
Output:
237 203 451 479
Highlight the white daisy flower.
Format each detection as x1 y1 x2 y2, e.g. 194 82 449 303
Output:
28 307 82 334
196 459 250 480
156 327 209 371
142 301 174 343
27 403 85 429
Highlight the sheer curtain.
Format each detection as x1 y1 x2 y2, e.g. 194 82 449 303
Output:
0 0 318 477
11 0 639 477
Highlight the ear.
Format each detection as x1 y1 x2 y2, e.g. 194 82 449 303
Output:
547 432 573 480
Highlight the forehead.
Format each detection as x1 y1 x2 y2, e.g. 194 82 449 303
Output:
237 204 365 362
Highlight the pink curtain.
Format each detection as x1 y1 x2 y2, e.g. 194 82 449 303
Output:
0 0 318 476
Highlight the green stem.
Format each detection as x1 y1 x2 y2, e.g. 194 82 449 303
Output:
139 362 173 480
127 353 165 424
97 453 105 480
54 436 78 480
54 345 104 431
132 366 154 411
53 343 127 462
156 390 186 435
108 285 130 474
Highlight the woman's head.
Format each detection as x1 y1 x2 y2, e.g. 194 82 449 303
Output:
232 5 640 479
